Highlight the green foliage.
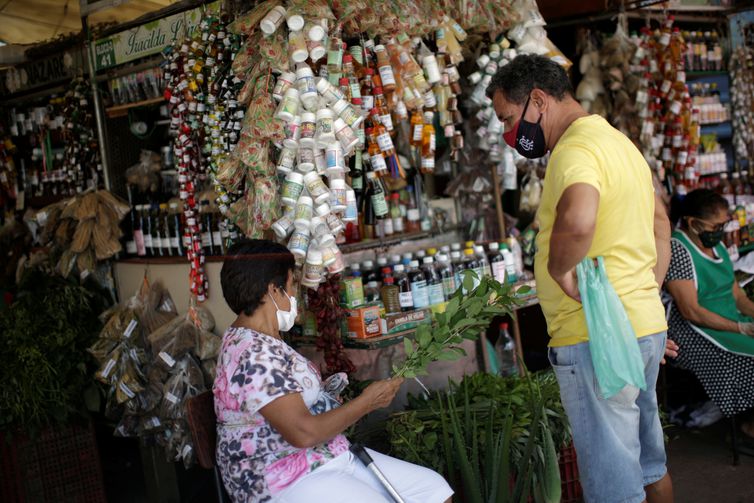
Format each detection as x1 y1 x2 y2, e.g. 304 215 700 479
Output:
0 268 109 434
392 271 524 378
386 371 569 502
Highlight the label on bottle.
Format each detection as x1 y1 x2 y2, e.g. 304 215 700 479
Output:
442 276 456 297
171 237 180 248
143 232 153 248
126 240 137 255
153 236 163 250
371 193 389 217
379 65 396 86
384 217 394 235
380 113 394 131
393 216 404 233
162 236 172 253
399 291 414 308
213 231 222 246
361 95 374 111
430 132 436 152
134 230 146 256
371 152 388 173
351 172 364 191
412 124 423 142
350 82 362 100
411 280 430 308
492 261 506 284
503 254 517 283
660 79 672 95
376 132 394 152
429 282 445 305
202 232 211 247
327 47 343 69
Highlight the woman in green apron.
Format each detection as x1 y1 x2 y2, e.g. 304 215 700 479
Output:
665 189 754 436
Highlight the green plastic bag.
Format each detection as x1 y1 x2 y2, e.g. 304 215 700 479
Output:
577 257 647 398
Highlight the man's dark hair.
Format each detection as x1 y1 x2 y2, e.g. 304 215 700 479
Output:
673 189 729 228
220 239 295 316
486 54 573 104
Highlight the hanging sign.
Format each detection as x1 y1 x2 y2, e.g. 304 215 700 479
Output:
0 49 85 95
93 1 220 72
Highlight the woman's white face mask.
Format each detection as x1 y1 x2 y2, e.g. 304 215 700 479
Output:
269 290 297 332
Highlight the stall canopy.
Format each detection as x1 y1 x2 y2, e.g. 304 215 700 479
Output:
0 0 173 45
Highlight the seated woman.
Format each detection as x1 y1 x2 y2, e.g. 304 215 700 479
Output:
665 189 754 435
213 239 453 503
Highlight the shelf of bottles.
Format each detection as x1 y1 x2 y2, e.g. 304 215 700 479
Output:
4 77 103 209
122 196 235 262
723 195 754 255
635 19 731 195
291 235 530 349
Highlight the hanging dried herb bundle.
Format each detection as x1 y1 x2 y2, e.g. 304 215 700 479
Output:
37 189 129 277
306 274 355 376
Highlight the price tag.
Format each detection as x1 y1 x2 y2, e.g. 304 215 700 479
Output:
159 351 176 368
119 382 136 399
123 319 138 339
101 358 116 379
160 299 175 313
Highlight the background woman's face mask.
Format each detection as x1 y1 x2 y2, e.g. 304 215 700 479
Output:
691 219 725 248
502 96 547 159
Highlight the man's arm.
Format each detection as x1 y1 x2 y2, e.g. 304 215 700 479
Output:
653 192 672 287
547 183 600 301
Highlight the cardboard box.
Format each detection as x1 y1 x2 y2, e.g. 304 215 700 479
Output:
381 308 432 335
346 305 382 339
340 277 365 309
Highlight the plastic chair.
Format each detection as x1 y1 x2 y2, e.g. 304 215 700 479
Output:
186 391 230 503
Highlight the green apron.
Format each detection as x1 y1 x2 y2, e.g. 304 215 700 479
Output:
672 230 754 356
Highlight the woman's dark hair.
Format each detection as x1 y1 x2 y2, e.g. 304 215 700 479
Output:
486 54 574 104
672 189 729 228
220 239 295 316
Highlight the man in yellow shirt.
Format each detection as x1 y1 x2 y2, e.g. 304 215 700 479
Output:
488 55 677 503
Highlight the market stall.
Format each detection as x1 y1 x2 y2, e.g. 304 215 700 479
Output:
3 0 754 501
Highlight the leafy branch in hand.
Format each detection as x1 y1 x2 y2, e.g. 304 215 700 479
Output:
393 271 530 378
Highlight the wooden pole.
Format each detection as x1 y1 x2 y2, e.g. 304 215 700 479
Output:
490 164 506 240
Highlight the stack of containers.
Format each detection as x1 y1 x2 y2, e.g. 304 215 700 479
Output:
258 6 471 288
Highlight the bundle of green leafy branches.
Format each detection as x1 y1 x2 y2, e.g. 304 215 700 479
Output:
392 272 526 378
387 371 570 503
0 267 110 434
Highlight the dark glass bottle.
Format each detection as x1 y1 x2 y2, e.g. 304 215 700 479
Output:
392 264 413 311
